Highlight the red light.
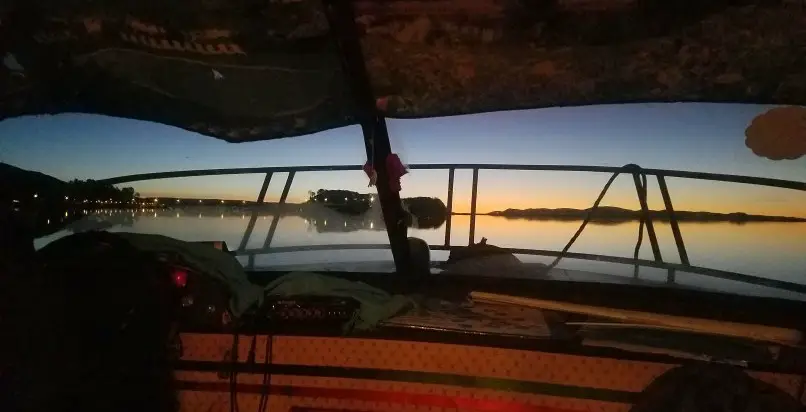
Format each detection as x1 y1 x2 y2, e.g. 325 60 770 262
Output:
171 269 188 288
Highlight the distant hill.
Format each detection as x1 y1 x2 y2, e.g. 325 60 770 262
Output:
0 162 67 201
488 206 806 223
1 162 139 216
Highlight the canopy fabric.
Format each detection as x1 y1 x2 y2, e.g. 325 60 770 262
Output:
1 0 804 143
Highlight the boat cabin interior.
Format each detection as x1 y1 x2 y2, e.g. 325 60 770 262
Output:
2 1 806 412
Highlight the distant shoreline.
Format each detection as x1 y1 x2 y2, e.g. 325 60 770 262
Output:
481 206 806 223
68 204 806 223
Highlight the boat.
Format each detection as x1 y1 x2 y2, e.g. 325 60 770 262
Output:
2 1 806 412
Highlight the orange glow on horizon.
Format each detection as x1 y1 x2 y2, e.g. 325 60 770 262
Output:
140 189 806 219
135 169 806 218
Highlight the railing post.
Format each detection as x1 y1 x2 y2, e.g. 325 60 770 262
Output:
256 172 273 204
469 168 479 245
444 168 455 247
322 0 411 274
263 172 295 249
656 175 690 266
631 173 662 262
238 172 273 252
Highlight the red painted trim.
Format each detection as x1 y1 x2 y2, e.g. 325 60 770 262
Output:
291 409 368 412
178 380 587 412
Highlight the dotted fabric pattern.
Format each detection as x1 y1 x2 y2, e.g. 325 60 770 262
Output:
176 333 804 412
177 371 630 412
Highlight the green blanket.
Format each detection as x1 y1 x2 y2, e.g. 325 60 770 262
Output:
116 232 264 317
115 233 414 330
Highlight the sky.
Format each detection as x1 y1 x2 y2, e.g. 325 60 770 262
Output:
1 103 805 217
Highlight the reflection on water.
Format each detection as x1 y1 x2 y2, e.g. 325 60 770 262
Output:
34 207 806 301
305 213 386 233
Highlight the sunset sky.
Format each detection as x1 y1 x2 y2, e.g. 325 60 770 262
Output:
2 103 805 217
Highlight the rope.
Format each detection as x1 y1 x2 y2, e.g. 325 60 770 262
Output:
229 333 240 412
228 301 275 412
632 172 649 277
256 336 273 412
547 164 648 273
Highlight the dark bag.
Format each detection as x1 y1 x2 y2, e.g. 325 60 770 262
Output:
630 364 803 412
6 230 181 412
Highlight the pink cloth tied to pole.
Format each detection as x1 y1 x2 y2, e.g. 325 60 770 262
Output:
386 153 408 192
363 153 408 192
362 161 378 187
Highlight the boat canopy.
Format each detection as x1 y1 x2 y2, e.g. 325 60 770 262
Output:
1 0 805 143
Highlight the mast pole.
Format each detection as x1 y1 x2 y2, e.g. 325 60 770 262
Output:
322 0 412 274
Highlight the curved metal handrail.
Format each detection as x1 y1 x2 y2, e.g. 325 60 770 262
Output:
98 164 806 295
236 243 806 294
100 164 806 191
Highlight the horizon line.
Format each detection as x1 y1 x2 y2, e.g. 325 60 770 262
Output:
125 197 804 219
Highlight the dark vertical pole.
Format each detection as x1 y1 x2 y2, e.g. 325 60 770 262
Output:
323 0 410 274
263 172 295 249
632 173 662 262
444 168 455 247
238 172 273 252
656 175 690 266
256 172 274 205
469 168 479 245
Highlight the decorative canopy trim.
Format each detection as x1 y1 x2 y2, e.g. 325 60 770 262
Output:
2 0 806 142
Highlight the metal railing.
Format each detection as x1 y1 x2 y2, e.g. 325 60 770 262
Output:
100 164 806 295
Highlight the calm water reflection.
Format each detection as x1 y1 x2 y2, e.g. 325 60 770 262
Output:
35 206 806 300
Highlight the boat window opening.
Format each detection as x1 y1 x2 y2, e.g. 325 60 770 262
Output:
5 3 806 412
10 141 804 302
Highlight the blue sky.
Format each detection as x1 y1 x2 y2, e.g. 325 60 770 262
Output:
1 103 804 216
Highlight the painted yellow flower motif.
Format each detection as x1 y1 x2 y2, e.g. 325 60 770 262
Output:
745 106 806 161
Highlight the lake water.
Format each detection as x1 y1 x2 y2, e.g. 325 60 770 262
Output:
35 206 806 301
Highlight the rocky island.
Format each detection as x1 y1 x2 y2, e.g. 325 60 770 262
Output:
488 206 806 223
